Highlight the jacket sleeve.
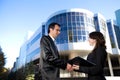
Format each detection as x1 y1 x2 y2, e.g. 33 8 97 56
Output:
40 36 67 69
77 47 107 75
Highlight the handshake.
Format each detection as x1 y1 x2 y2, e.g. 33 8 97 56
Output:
65 56 96 71
66 63 79 71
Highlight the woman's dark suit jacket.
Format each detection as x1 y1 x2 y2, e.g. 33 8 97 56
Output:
39 35 67 80
77 46 107 80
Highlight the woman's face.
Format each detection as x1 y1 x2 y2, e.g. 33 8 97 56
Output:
88 37 96 46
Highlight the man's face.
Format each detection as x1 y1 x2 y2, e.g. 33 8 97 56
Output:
50 25 61 38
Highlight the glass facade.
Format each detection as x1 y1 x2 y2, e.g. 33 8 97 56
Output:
26 32 41 63
46 10 95 45
107 22 116 48
115 9 120 27
94 14 107 38
114 25 120 49
27 33 41 50
26 48 40 63
94 17 100 31
42 24 45 36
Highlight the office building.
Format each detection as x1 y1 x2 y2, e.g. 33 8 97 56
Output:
107 19 120 54
12 8 120 78
115 9 120 27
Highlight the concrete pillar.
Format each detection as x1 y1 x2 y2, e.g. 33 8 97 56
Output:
68 52 78 77
107 53 114 76
118 55 120 66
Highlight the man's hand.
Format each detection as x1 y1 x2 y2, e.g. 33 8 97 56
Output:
66 63 73 71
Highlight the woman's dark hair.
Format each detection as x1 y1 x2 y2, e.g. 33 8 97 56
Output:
48 22 60 34
89 31 106 51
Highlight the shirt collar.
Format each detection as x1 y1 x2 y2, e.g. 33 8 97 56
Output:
49 34 55 41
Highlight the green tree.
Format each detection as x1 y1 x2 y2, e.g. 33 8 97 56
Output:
0 46 8 80
25 62 35 80
0 46 5 72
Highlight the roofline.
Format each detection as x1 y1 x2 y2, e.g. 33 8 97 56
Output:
47 8 94 21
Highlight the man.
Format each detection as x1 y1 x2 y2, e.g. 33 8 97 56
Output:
39 22 72 80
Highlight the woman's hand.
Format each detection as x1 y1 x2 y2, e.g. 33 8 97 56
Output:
72 64 80 70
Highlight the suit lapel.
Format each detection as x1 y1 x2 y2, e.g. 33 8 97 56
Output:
47 35 59 57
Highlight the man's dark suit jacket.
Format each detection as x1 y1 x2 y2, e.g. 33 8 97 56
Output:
39 35 67 80
76 46 107 80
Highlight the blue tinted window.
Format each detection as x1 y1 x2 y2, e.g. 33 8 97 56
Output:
83 36 86 41
78 30 81 35
26 48 40 62
76 16 80 21
69 35 73 42
82 31 86 35
73 30 77 35
78 36 82 41
73 36 77 42
31 33 41 45
80 16 84 21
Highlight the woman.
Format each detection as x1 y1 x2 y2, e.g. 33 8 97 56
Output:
73 31 107 80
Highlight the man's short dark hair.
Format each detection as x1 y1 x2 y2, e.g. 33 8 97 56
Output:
48 22 60 33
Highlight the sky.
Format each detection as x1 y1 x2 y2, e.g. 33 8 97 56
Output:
0 0 120 68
